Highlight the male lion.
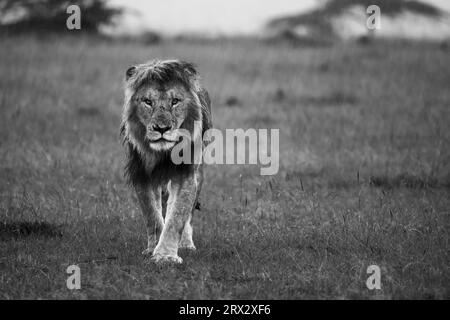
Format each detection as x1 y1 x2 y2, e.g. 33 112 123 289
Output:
120 60 212 263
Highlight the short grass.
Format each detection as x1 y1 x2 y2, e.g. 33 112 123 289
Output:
0 36 449 299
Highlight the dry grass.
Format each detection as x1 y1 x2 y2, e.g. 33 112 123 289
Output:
0 36 449 299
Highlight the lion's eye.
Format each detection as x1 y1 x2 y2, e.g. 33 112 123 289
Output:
143 98 153 107
172 98 180 106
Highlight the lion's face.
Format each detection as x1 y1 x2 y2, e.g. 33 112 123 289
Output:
122 60 203 154
133 82 193 151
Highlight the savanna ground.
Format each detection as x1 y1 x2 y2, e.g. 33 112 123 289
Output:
0 35 449 299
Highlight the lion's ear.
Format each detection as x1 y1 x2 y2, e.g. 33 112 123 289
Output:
179 61 200 90
180 61 197 77
125 66 136 80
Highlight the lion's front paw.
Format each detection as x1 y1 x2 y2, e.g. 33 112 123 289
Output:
179 241 196 251
151 253 183 264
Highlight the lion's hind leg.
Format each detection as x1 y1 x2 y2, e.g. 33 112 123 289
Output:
179 215 196 251
179 167 202 251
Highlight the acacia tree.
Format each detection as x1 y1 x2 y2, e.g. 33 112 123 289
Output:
0 0 121 33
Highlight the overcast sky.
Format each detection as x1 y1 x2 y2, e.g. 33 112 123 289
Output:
108 0 450 36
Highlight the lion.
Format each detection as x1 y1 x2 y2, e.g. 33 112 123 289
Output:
120 60 212 263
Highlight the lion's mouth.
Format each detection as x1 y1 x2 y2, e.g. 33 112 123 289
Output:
150 137 176 143
146 135 176 151
147 129 185 144
147 133 179 144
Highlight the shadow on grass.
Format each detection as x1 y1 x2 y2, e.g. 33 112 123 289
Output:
0 220 63 240
224 96 242 108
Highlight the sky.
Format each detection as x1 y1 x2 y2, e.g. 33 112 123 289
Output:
108 0 450 36
108 0 318 35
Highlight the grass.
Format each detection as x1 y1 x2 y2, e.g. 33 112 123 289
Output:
0 36 449 299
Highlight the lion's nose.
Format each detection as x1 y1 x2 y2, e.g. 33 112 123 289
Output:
152 124 172 134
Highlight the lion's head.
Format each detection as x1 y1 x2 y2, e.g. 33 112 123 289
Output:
121 60 204 154
120 59 212 185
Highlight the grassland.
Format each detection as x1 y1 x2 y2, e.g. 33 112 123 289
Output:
0 36 449 299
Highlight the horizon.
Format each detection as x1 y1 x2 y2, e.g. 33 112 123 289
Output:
108 0 450 36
